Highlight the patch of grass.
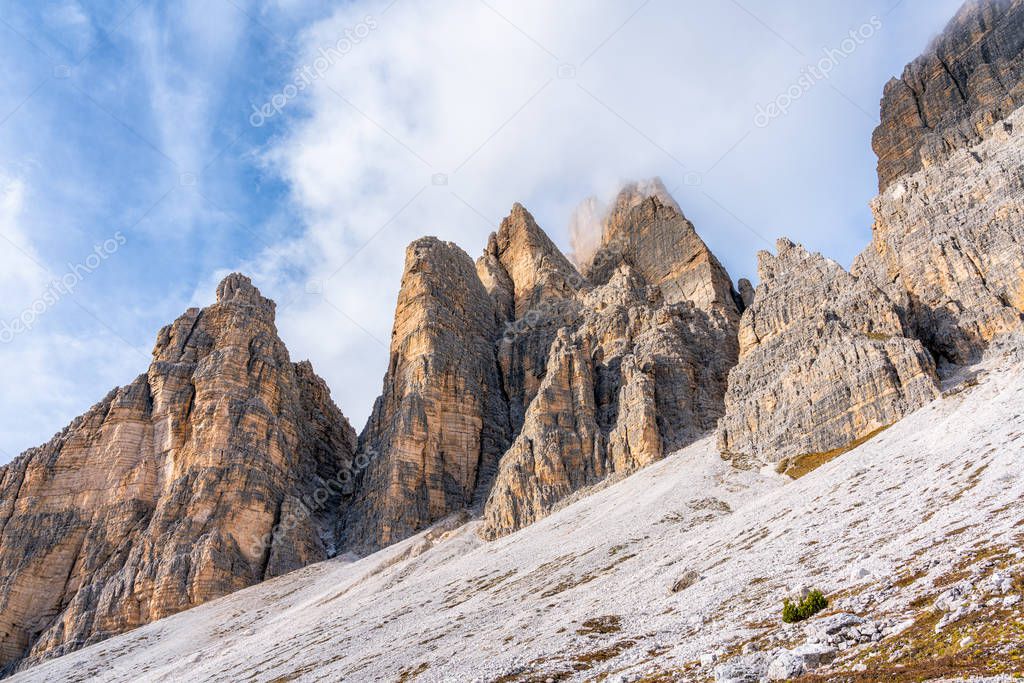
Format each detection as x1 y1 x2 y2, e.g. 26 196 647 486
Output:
776 425 890 479
577 615 622 636
800 546 1024 682
572 639 636 670
782 589 828 623
397 662 429 682
539 573 598 598
802 605 1024 681
489 669 573 683
892 567 929 589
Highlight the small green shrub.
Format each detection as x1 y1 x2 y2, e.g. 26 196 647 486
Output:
782 589 828 623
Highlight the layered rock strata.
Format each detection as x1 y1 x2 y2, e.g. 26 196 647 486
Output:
719 0 1024 466
481 330 606 539
0 275 356 673
481 262 740 539
476 204 584 436
717 240 941 465
584 179 742 318
344 238 511 552
873 0 1024 191
857 105 1024 363
480 188 741 538
352 187 741 544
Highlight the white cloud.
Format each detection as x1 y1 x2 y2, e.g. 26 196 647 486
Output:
0 0 969 459
134 2 245 170
0 172 147 462
256 0 875 428
0 175 47 313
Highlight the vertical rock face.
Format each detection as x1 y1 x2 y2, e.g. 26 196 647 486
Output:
575 265 738 453
480 184 741 538
872 0 1024 191
476 205 584 436
477 203 582 320
349 185 739 544
481 330 606 540
715 0 1024 466
0 274 356 673
860 0 1024 363
345 238 511 553
857 106 1024 363
718 241 941 465
585 179 742 318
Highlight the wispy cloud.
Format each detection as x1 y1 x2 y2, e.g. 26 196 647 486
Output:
0 0 967 460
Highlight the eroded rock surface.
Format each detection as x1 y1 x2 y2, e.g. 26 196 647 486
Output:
481 191 740 537
0 274 356 673
873 0 1024 191
349 185 739 543
857 105 1024 363
345 238 511 553
720 0 1024 466
481 330 605 540
718 240 940 465
585 179 741 318
477 204 584 436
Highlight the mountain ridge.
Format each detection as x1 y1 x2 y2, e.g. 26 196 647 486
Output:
2 0 1024 677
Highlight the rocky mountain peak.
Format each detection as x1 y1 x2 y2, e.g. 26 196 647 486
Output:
872 0 1024 190
0 276 356 673
585 179 740 318
719 238 940 465
609 177 682 215
345 236 510 552
215 272 274 311
7 1 1024 678
478 203 582 320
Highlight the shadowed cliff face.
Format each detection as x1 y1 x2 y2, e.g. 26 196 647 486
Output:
873 0 1024 191
0 274 357 674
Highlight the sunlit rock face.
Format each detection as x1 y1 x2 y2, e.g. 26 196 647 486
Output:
585 179 742 319
718 0 1024 467
477 204 585 438
346 186 742 544
872 0 1024 192
858 0 1024 363
717 240 941 465
858 106 1024 363
479 187 741 539
0 274 357 674
344 238 512 553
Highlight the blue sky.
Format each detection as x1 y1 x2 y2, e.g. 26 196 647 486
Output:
0 0 965 463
